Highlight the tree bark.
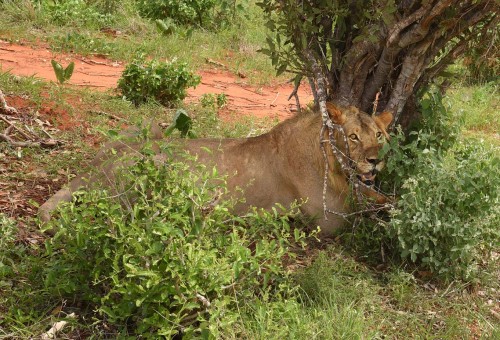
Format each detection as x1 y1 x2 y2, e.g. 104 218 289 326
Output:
261 0 498 132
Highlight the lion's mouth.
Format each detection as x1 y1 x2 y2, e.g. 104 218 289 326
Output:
357 171 377 186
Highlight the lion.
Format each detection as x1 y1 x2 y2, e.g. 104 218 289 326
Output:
38 102 393 235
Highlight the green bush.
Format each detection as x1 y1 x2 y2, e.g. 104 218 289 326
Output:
40 0 114 28
375 87 499 281
136 0 246 30
50 31 117 55
43 146 309 337
344 86 499 281
387 139 499 281
118 56 200 106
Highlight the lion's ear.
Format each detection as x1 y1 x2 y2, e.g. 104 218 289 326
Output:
374 111 393 131
326 102 346 125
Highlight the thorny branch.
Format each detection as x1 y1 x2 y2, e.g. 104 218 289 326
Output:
304 50 393 221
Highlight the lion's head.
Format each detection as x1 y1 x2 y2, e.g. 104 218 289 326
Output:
326 102 393 186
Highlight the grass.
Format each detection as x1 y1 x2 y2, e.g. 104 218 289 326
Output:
0 1 499 338
445 82 499 137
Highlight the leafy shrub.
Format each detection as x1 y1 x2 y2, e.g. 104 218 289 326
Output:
386 139 499 281
200 93 227 109
345 86 499 281
373 87 499 281
118 56 200 106
136 0 246 30
50 31 117 55
43 146 309 337
41 0 114 28
461 22 499 84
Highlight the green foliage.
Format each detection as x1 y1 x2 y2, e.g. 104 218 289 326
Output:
155 17 176 35
386 140 499 281
118 56 200 106
43 148 309 337
164 109 195 137
374 87 500 281
0 214 50 333
257 0 397 76
461 20 499 84
50 59 74 84
136 0 247 30
40 0 114 28
200 92 227 109
0 214 17 279
49 31 117 55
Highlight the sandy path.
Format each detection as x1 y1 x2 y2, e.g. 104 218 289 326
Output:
0 40 312 120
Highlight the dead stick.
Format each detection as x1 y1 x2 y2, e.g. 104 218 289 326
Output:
90 110 129 122
0 133 37 147
0 116 33 140
270 92 279 106
205 58 227 69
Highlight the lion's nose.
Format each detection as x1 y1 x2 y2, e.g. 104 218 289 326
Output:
366 157 381 165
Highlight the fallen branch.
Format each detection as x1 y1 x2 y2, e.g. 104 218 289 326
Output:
90 110 129 122
40 312 76 340
0 133 60 148
205 58 227 69
0 115 34 140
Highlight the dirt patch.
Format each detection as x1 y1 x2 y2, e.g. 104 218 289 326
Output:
0 39 313 120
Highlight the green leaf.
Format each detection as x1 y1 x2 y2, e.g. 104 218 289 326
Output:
276 63 287 76
165 109 193 138
64 62 75 81
51 59 65 84
155 19 176 35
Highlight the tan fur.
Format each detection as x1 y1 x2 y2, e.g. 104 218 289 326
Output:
38 104 392 235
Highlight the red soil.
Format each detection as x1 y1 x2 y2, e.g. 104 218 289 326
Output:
0 39 313 120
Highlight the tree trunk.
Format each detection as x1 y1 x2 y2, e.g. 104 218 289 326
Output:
259 0 498 131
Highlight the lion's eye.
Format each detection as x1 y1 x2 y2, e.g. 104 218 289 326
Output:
376 132 382 138
349 133 359 141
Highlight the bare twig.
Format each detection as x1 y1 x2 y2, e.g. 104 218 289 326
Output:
270 92 279 107
325 204 392 220
0 115 33 140
196 293 211 308
89 110 129 122
205 58 227 69
0 133 60 148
